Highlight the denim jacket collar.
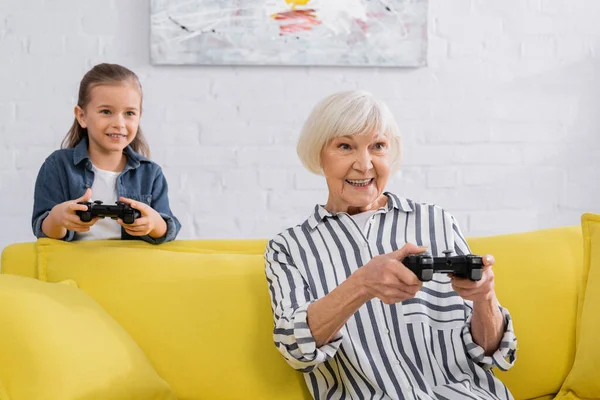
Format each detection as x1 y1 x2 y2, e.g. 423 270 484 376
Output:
72 137 149 171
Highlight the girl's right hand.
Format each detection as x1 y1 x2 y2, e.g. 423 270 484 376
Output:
48 188 99 233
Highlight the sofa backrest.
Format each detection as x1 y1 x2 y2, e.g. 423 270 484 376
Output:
0 239 269 277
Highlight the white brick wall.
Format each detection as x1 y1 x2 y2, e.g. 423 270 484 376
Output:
1 0 600 253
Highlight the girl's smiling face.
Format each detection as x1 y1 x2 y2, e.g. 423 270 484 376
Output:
75 82 141 156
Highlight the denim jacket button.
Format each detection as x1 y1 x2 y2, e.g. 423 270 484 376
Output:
147 196 151 203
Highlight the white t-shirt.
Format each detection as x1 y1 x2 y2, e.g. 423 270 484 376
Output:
348 210 378 234
77 165 122 241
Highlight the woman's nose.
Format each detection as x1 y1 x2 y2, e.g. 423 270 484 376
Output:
353 150 373 172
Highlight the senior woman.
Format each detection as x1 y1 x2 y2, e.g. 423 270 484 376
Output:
265 91 517 400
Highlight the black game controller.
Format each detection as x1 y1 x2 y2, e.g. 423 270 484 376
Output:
403 251 483 282
77 200 141 224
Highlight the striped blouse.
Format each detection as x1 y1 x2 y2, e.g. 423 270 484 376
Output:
265 192 517 400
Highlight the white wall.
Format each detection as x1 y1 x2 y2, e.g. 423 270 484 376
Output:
1 0 599 253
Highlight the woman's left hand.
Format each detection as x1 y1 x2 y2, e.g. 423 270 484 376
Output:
117 197 167 239
450 255 496 303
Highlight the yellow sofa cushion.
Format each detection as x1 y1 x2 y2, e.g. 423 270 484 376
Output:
35 239 310 400
468 226 583 400
0 274 177 400
556 214 600 400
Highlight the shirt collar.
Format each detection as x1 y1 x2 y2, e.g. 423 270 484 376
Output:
72 137 90 166
306 192 414 230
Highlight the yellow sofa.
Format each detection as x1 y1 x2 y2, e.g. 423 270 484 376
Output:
0 224 590 400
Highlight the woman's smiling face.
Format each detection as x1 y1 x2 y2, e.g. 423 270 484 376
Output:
321 130 391 214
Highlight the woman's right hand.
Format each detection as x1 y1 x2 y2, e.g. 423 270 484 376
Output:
47 188 99 233
355 243 427 304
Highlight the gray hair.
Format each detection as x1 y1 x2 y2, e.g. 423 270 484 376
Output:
296 90 401 175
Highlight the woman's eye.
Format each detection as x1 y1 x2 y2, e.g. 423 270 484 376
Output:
374 142 387 150
338 143 351 150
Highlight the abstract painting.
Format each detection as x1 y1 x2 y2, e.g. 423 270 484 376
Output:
150 0 428 67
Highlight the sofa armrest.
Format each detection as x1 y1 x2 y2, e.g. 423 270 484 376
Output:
1 242 37 278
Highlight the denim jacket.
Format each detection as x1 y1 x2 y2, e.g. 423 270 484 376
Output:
32 138 181 244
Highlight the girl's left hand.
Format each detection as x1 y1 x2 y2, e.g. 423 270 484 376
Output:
450 254 497 304
117 197 167 239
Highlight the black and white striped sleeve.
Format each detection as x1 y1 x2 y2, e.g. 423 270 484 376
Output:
451 215 518 371
265 236 343 372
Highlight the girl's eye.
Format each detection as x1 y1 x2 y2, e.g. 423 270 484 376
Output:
100 110 110 115
125 111 136 116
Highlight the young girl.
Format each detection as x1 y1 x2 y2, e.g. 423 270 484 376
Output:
32 63 181 244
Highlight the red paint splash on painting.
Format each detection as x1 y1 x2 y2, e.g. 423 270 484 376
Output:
271 9 322 35
354 19 368 33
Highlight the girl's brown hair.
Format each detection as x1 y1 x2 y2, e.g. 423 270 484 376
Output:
62 63 150 157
